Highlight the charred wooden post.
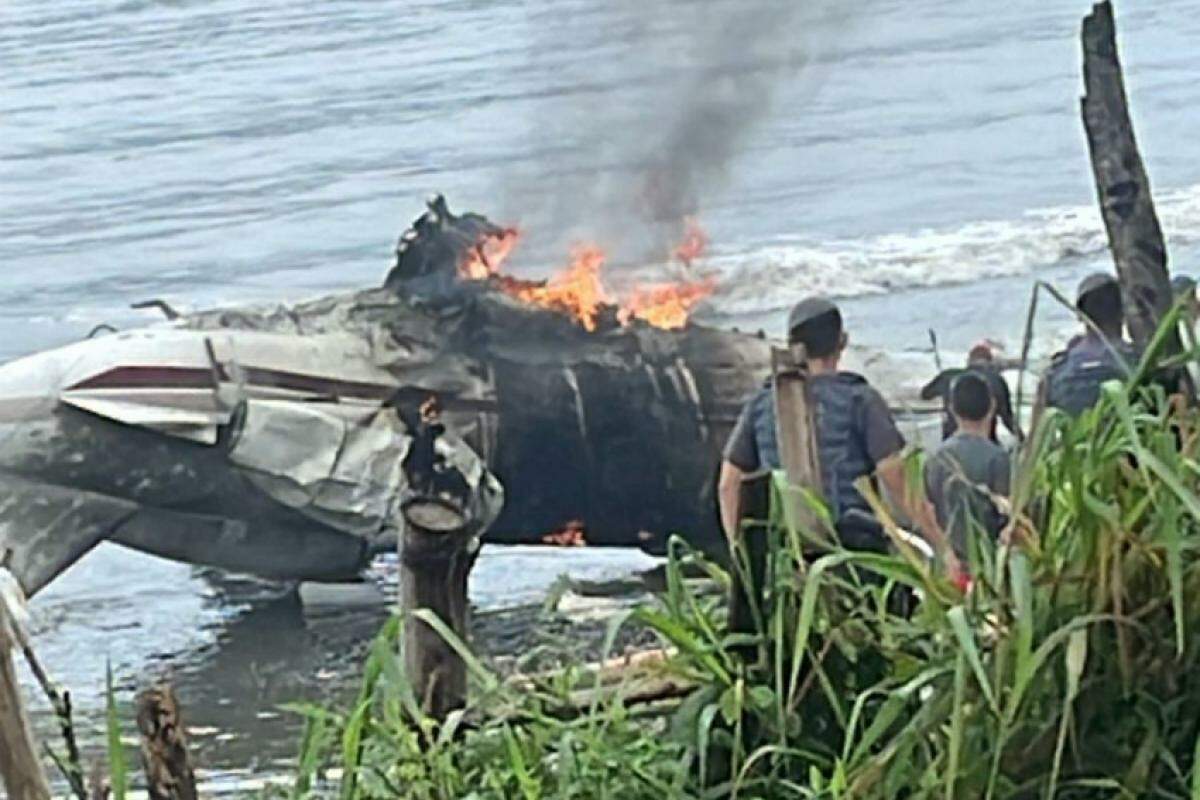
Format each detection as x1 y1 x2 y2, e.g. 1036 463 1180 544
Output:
135 685 197 800
396 399 494 722
1081 1 1179 353
0 569 51 800
399 519 476 721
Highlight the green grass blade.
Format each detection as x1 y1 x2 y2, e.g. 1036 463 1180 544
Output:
947 606 998 715
105 661 127 800
945 652 967 800
787 552 856 711
1191 726 1200 800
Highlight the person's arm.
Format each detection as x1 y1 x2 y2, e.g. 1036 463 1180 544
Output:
718 460 746 541
719 394 761 541
876 454 923 526
864 391 961 576
877 454 946 549
861 389 929 531
920 369 953 402
994 375 1022 441
913 457 963 579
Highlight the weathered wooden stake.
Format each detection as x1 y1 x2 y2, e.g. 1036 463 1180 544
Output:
0 577 51 800
771 346 828 543
135 684 197 800
1081 1 1180 354
399 514 476 721
728 348 826 663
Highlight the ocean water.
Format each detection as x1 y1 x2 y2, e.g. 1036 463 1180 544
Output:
4 0 1200 783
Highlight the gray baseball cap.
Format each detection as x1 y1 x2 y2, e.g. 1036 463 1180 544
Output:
787 296 839 338
1076 272 1119 305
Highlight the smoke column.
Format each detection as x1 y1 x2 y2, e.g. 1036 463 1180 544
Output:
502 0 855 267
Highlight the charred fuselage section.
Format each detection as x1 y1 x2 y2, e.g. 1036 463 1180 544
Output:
0 195 763 598
186 196 771 551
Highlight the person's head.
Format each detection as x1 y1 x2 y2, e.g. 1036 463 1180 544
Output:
967 341 994 365
949 371 994 430
1075 273 1123 337
787 297 846 366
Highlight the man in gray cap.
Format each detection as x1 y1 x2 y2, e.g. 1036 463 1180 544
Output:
1037 273 1140 418
719 297 934 553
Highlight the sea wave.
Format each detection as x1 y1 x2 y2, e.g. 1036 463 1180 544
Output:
709 183 1200 315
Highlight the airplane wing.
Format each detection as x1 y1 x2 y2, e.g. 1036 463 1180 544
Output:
0 474 139 596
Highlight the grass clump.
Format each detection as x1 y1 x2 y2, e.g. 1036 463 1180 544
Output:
291 335 1200 799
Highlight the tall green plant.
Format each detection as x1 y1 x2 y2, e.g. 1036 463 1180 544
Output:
294 315 1200 798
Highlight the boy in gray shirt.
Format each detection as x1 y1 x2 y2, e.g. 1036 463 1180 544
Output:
924 371 1011 578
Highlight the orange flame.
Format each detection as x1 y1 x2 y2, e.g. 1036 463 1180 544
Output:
461 219 718 330
542 519 587 547
459 228 521 280
619 275 718 330
505 245 612 331
673 217 709 265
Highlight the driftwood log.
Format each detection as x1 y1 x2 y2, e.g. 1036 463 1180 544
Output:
0 570 51 800
1081 1 1180 353
135 685 197 800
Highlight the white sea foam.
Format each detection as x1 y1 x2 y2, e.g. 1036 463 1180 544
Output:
708 183 1200 315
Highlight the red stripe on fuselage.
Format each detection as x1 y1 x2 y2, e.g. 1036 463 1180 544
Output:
67 366 396 401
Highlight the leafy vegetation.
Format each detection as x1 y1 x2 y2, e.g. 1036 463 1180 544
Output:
288 325 1200 798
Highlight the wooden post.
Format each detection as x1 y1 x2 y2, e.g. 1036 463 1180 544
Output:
728 348 827 663
399 502 477 721
0 578 51 800
1081 1 1180 354
135 685 197 800
771 346 831 547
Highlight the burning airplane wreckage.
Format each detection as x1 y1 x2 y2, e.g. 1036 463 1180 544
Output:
0 196 774 597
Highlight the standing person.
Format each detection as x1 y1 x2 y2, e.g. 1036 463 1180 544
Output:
1037 273 1140 419
718 297 931 552
921 342 1021 442
923 372 1011 582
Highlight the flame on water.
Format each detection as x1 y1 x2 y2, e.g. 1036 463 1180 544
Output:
459 220 717 331
459 228 521 280
674 217 709 265
619 275 719 330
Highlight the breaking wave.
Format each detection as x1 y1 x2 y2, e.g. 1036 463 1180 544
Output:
710 183 1200 315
